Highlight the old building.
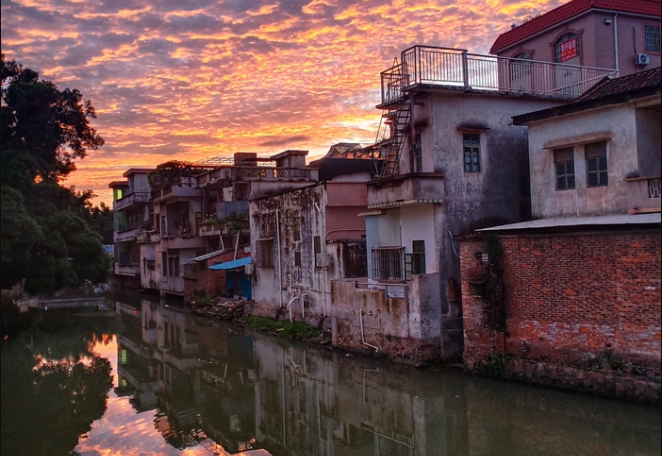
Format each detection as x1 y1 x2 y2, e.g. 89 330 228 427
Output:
490 0 661 79
249 144 377 319
460 68 661 402
327 39 619 364
109 169 153 289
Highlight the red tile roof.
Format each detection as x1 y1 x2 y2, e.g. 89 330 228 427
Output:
490 0 661 54
577 66 661 100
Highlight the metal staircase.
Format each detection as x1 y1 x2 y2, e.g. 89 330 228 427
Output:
376 96 411 178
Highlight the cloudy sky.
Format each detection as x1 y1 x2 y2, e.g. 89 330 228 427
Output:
2 0 561 205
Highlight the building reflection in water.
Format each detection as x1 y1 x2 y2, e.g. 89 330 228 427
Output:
113 297 660 456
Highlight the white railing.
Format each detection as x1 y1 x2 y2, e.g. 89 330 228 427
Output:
381 46 618 105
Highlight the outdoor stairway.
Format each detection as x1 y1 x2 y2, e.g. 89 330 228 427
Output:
377 96 411 178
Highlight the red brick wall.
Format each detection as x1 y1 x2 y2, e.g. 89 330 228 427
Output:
460 229 661 402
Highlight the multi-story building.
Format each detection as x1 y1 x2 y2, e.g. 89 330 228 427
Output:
329 37 619 364
490 0 661 78
108 169 153 289
248 144 377 318
460 67 661 401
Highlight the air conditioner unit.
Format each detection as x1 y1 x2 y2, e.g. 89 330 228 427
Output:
245 263 254 275
635 53 650 65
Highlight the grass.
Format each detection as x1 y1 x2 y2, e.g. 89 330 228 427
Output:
246 315 320 339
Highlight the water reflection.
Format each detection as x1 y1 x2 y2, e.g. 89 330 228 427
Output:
111 297 660 456
2 297 660 456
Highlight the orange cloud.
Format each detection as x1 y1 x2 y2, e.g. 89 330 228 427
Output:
2 0 562 205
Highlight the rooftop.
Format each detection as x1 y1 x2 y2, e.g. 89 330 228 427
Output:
490 0 661 54
513 67 661 124
477 213 661 232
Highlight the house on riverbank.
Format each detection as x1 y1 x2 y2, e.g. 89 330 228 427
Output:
460 68 661 402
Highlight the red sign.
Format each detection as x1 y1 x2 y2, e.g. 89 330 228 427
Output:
560 37 578 62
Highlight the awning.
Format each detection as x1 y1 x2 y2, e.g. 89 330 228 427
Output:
208 257 252 270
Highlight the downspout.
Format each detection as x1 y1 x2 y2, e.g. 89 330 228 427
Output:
276 210 283 308
359 309 379 352
233 229 240 260
613 14 619 76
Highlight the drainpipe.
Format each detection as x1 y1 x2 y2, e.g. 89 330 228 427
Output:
359 309 379 353
613 14 619 76
276 210 283 308
233 229 240 261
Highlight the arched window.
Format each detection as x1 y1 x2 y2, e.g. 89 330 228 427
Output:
554 33 580 63
510 52 532 90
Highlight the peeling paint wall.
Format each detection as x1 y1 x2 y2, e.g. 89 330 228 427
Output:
251 180 369 316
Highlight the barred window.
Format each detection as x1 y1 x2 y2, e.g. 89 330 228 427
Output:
257 239 274 268
412 240 426 275
463 134 480 173
554 33 580 63
645 25 661 53
586 142 608 188
554 147 575 190
372 247 404 281
409 132 422 173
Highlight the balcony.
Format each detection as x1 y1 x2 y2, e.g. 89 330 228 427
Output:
114 192 151 211
199 223 222 237
367 173 445 209
380 46 618 106
116 228 141 243
626 176 661 214
115 263 140 276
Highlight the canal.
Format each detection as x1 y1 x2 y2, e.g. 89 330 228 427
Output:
1 294 660 456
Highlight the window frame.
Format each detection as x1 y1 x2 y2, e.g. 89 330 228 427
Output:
371 247 405 281
644 25 661 54
554 32 581 63
585 141 609 188
554 147 576 191
257 239 274 268
409 132 423 173
463 133 481 173
412 240 426 275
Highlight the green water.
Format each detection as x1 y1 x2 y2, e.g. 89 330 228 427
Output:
1 295 660 456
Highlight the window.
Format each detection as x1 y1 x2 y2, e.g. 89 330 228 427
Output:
463 134 480 172
162 251 168 276
293 218 301 241
168 254 179 277
409 132 422 173
586 142 608 187
554 33 580 63
257 239 274 268
554 147 575 190
412 240 426 275
294 251 301 267
313 236 321 266
372 247 404 280
645 25 661 53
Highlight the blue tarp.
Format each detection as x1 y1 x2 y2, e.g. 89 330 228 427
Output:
208 257 252 270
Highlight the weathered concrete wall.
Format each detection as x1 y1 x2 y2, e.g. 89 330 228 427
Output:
460 230 661 403
527 103 642 218
330 274 442 365
251 180 369 316
527 95 662 219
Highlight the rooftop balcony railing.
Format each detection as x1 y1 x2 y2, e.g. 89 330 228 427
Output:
114 192 151 211
196 166 317 185
381 46 618 105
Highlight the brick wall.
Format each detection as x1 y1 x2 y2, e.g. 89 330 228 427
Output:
460 228 661 403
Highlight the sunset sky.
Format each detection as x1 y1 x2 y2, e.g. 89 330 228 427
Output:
2 0 561 205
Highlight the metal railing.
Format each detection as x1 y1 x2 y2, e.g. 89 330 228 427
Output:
381 45 618 105
649 177 662 198
371 247 405 281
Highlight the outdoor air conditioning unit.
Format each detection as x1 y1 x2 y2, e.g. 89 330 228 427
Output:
635 54 650 66
245 263 254 275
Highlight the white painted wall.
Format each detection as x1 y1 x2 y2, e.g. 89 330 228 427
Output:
400 205 437 274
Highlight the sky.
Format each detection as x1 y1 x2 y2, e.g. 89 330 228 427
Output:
1 0 562 205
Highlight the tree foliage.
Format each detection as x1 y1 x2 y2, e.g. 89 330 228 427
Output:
1 53 111 294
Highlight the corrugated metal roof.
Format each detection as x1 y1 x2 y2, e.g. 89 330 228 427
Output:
477 213 661 231
490 0 661 54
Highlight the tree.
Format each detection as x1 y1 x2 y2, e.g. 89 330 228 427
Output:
0 53 110 294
